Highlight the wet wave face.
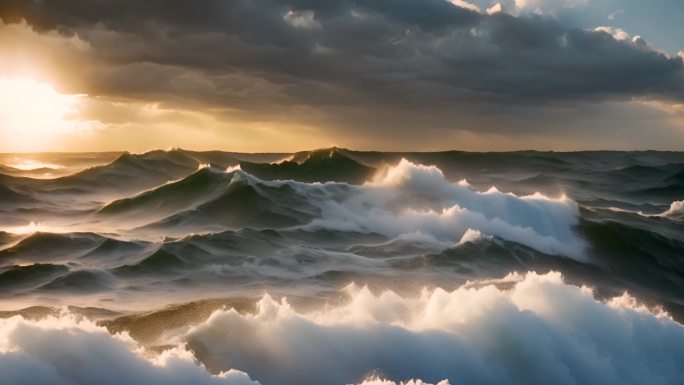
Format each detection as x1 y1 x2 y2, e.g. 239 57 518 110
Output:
1 148 684 384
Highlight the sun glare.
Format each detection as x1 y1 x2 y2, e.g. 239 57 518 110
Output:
0 77 87 152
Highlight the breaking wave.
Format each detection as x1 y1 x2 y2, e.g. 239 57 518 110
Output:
90 159 584 259
1 272 683 385
305 159 584 258
661 200 684 218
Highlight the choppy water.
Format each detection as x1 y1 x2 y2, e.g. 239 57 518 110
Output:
1 148 683 385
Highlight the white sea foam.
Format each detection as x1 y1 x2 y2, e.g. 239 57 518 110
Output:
299 159 584 259
183 272 683 385
457 228 489 244
1 272 683 385
661 200 684 217
602 200 684 219
1 221 74 235
0 314 259 385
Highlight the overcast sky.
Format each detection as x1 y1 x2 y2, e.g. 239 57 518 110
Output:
0 0 683 152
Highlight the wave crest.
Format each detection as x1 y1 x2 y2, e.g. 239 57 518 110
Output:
662 200 684 218
310 159 584 259
3 272 684 385
182 271 684 385
83 158 585 259
0 314 259 385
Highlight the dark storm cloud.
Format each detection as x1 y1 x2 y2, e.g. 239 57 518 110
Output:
1 0 683 135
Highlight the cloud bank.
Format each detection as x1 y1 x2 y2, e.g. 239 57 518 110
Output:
1 0 683 150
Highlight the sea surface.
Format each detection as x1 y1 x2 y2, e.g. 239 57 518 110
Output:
1 148 683 385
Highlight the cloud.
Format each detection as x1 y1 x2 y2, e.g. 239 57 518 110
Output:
448 0 481 13
515 0 590 14
594 26 631 41
607 9 624 20
2 0 681 105
486 3 505 15
283 10 321 29
0 0 683 150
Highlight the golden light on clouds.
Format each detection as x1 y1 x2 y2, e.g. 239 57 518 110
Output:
1 1 683 152
0 77 93 152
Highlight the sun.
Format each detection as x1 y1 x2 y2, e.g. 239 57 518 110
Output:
0 77 87 152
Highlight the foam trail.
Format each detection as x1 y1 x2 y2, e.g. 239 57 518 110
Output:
604 200 684 219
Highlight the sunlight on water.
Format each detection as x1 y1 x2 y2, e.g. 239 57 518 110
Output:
6 159 64 171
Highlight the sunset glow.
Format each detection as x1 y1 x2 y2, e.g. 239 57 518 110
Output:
0 77 89 151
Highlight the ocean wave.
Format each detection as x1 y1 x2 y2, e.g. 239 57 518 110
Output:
3 218 681 315
139 176 309 233
5 150 684 313
306 159 584 259
0 232 106 265
38 152 197 196
661 200 684 218
113 249 188 276
0 183 32 206
2 151 587 259
0 263 70 292
97 167 233 224
0 314 259 385
4 158 587 259
183 271 684 385
240 147 376 184
591 199 684 222
0 313 443 385
0 150 242 202
2 272 683 385
37 269 117 293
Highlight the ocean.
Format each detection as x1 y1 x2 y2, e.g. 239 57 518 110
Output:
1 147 683 385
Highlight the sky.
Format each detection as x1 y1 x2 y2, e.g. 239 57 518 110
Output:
0 0 683 152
